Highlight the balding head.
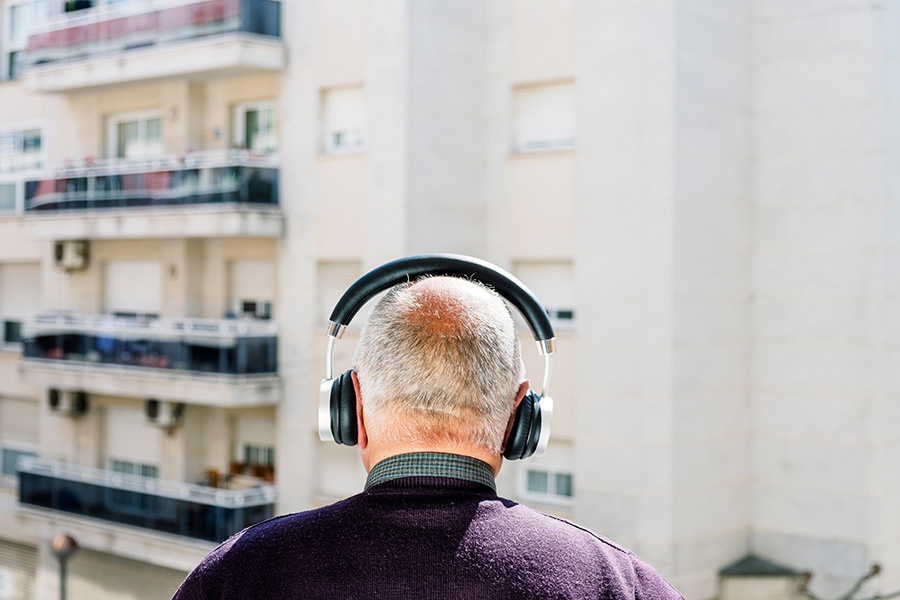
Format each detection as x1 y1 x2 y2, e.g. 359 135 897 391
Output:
353 276 525 453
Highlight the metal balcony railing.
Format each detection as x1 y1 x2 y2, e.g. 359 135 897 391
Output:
24 0 281 70
22 312 278 376
24 150 279 212
18 457 275 542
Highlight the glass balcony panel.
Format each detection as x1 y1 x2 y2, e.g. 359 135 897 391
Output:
24 0 281 70
21 313 277 376
18 458 275 543
24 151 278 212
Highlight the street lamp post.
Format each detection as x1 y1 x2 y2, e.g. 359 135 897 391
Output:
50 533 78 600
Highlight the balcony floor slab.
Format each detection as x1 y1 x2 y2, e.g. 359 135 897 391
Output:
20 360 281 407
22 33 285 93
23 204 283 240
13 503 214 573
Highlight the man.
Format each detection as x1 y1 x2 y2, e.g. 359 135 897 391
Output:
173 276 683 599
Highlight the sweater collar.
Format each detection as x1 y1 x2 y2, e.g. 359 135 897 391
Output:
365 452 496 492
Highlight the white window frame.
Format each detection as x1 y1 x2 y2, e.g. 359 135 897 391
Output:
0 179 23 215
0 120 46 175
3 0 46 80
233 101 277 154
519 466 574 506
513 81 576 153
0 441 37 483
320 86 365 155
512 260 576 329
106 110 165 160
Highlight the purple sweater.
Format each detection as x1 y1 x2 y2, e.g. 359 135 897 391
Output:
173 454 683 599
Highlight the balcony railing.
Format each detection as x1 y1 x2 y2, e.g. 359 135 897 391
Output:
22 313 277 376
18 457 275 542
24 151 278 213
24 0 281 70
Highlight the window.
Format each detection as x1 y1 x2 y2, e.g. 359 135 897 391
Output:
234 103 277 154
233 417 276 480
521 468 574 504
64 0 94 12
229 260 276 319
321 87 365 154
317 261 361 323
109 459 158 479
107 459 158 511
109 114 163 160
0 396 38 480
4 1 46 80
1 446 36 477
513 82 576 152
0 263 41 346
512 261 575 324
0 126 43 173
103 260 162 317
0 183 17 213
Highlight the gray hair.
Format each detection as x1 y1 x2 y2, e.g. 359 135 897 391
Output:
353 276 525 452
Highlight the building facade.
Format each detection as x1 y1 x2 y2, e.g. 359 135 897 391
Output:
0 1 897 599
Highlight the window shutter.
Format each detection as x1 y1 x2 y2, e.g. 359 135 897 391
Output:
0 397 38 443
234 418 275 455
0 540 37 600
103 260 162 316
0 263 40 318
105 406 160 466
514 83 576 152
317 261 362 323
230 260 276 316
322 87 365 153
512 261 575 321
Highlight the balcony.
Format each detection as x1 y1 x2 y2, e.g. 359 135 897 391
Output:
18 458 275 543
21 0 283 92
22 151 282 239
20 313 281 407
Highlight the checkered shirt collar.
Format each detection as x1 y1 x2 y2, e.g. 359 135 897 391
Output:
364 452 496 492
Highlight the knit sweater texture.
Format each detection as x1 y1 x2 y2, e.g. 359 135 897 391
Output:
172 453 683 599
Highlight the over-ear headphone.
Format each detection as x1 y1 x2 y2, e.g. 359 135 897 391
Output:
318 254 556 460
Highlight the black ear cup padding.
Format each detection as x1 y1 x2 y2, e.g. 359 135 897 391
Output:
503 392 542 460
330 370 358 446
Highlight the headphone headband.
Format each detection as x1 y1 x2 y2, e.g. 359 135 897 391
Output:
327 254 556 345
320 254 555 459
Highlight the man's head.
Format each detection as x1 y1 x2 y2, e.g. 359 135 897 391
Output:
352 276 527 461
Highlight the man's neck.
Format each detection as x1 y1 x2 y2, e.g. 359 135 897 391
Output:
362 442 503 476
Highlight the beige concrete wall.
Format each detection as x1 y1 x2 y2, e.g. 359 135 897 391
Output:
316 0 367 88
507 152 575 258
57 548 187 600
509 0 575 85
0 354 37 397
56 238 277 319
0 220 41 260
315 155 366 259
63 74 280 159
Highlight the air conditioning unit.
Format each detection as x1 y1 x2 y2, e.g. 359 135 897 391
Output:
144 399 185 429
53 240 90 271
48 389 89 417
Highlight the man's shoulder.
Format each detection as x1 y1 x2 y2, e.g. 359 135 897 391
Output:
234 493 363 540
490 501 684 598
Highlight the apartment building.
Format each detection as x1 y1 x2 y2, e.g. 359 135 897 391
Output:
0 1 898 599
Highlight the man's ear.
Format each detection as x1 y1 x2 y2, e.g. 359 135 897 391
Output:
351 370 368 449
501 380 531 453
